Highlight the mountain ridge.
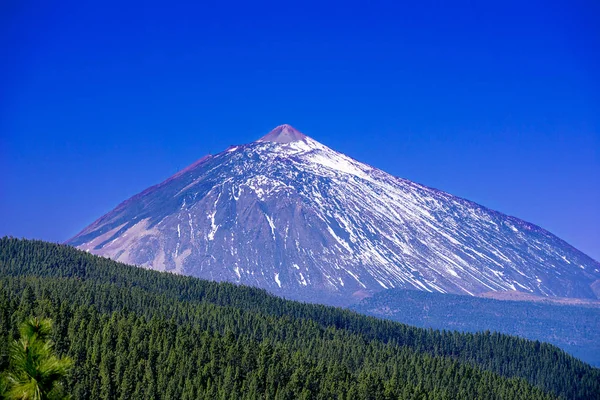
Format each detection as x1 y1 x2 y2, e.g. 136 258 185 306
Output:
67 125 600 305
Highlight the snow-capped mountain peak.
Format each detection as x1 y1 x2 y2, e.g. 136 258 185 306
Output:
67 125 600 305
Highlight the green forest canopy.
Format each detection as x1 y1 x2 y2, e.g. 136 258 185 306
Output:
0 238 598 399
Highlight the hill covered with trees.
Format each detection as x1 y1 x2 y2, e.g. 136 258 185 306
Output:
1 238 598 399
352 288 600 366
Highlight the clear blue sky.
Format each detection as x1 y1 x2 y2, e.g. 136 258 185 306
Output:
1 0 599 260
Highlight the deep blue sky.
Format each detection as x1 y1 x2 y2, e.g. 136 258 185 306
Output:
1 1 599 260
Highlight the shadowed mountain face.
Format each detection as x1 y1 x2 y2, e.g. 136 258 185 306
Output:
68 125 600 305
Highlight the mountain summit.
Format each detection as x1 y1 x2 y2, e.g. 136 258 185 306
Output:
259 124 307 143
68 125 600 305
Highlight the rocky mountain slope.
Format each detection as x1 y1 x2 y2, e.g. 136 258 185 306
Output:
67 125 600 305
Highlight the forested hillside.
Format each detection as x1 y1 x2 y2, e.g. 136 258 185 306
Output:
352 288 600 366
1 238 598 399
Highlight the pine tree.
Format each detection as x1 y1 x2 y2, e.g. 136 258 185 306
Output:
2 317 72 400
